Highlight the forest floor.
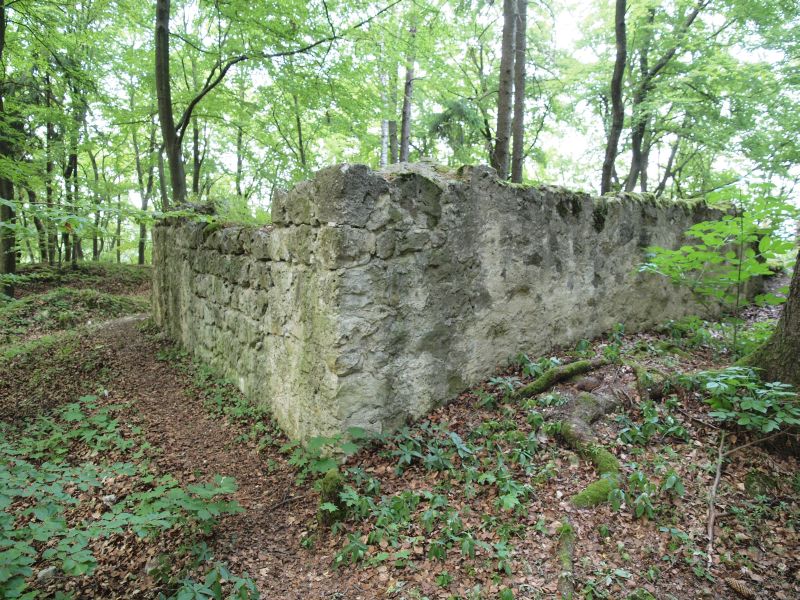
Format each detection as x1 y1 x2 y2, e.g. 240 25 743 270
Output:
1 265 798 600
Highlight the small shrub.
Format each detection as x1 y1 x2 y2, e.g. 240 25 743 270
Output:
693 366 800 433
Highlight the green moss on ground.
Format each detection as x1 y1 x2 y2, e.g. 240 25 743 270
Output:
572 477 616 508
318 468 345 526
559 421 621 508
512 358 607 400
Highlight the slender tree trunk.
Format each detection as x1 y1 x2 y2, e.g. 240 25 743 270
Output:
655 134 681 197
155 0 187 205
87 148 102 261
625 99 647 192
510 0 527 183
0 0 15 297
235 126 244 196
388 62 399 163
93 210 101 260
27 191 48 262
601 0 627 195
20 209 34 263
116 195 122 264
492 0 516 180
380 76 389 168
64 138 79 269
292 93 307 171
625 19 652 193
191 117 201 195
399 25 416 163
45 76 56 265
157 147 169 211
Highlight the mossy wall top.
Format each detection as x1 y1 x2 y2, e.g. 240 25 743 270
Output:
153 163 719 441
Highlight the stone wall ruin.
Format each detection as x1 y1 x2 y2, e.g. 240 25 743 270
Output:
153 163 722 441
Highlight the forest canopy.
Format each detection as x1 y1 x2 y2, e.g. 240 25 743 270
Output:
0 0 798 270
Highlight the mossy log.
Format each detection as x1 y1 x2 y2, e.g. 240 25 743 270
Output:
512 358 608 400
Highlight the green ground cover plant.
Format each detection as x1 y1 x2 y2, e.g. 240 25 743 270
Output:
0 395 251 598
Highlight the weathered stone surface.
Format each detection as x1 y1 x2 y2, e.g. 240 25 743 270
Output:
153 162 729 442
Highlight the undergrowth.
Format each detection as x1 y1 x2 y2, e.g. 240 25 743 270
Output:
0 395 255 599
0 287 149 346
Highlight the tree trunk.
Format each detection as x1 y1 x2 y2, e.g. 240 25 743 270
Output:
28 191 48 262
492 0 516 180
388 62 399 163
133 122 156 265
155 0 187 205
0 0 15 297
379 80 388 167
157 147 169 211
399 25 416 163
625 99 647 192
45 75 57 265
510 0 527 183
191 117 201 195
116 195 122 264
625 15 652 193
600 0 627 195
746 254 800 388
292 93 307 171
235 125 244 197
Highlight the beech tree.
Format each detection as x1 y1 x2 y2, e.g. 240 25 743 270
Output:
747 251 800 387
600 0 626 195
0 0 15 296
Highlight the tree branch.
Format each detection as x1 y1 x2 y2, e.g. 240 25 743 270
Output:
646 0 710 82
174 0 402 143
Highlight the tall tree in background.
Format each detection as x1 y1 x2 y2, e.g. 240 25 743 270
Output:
492 0 516 179
624 0 709 192
399 21 417 162
0 0 16 296
155 0 184 207
600 0 626 195
510 0 527 183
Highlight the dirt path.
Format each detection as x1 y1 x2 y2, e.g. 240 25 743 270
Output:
94 317 367 599
81 315 800 600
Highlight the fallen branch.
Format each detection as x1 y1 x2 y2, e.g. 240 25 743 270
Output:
706 431 726 569
266 491 309 513
723 429 789 458
676 407 720 430
512 358 607 400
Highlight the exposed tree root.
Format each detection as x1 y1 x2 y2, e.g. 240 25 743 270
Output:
556 518 576 599
626 360 669 402
511 358 608 400
550 391 621 507
706 431 726 569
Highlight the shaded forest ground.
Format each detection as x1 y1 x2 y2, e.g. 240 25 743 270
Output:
1 265 798 599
